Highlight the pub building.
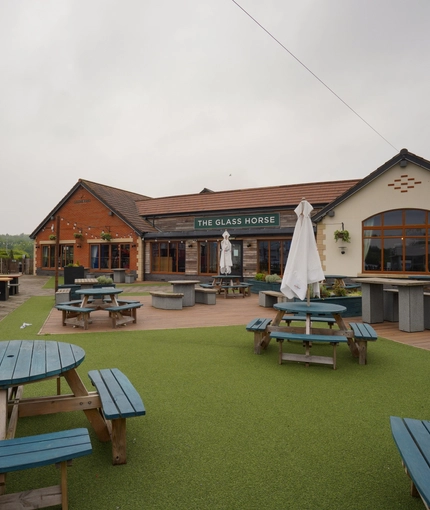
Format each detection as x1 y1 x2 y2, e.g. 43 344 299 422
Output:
30 149 430 280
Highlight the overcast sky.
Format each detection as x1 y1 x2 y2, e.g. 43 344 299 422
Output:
1 0 430 234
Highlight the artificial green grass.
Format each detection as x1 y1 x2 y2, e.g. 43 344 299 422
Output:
0 298 427 509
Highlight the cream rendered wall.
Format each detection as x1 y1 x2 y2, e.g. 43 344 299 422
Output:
319 161 430 276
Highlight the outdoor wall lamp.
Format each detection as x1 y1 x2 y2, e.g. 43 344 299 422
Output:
247 243 252 248
76 244 82 248
339 246 347 255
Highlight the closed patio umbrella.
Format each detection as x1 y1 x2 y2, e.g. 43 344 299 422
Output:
219 230 233 275
281 200 324 302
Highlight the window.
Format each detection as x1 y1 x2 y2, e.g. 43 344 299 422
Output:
258 239 291 275
91 243 130 270
199 241 218 274
42 244 74 268
363 209 430 273
151 241 185 273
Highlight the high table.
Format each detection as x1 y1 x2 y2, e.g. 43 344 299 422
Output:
352 277 428 332
168 280 200 307
0 340 110 493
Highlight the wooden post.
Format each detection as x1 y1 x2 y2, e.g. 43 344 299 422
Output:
54 215 61 292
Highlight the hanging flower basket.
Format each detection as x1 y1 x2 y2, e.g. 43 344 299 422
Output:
49 234 56 240
101 232 112 241
74 232 83 239
334 230 351 243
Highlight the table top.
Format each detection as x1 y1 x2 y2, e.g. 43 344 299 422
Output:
274 301 347 314
0 340 85 389
168 280 200 285
76 287 123 296
0 277 12 282
214 275 241 279
407 275 430 281
75 278 99 284
352 277 430 286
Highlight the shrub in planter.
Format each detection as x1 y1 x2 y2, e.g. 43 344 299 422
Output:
97 275 113 285
265 274 281 283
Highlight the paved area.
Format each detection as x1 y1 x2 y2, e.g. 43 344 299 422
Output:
1 276 429 350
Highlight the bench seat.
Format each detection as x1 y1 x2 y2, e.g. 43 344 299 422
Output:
390 416 430 508
150 291 184 310
195 287 217 305
270 331 348 369
88 368 145 465
282 314 336 328
104 302 143 327
55 304 93 330
258 290 286 307
0 428 92 509
348 322 378 365
246 318 272 354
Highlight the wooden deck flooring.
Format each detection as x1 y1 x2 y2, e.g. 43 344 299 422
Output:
40 292 430 351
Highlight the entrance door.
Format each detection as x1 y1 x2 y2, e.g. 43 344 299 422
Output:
230 241 243 276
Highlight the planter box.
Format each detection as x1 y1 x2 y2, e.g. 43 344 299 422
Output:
246 279 281 294
295 295 362 318
63 266 85 285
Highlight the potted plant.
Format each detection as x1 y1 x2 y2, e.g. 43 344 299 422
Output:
334 229 351 243
49 234 56 240
100 232 112 241
74 232 83 239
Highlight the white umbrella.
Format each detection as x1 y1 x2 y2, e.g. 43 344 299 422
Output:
281 200 324 302
219 230 233 274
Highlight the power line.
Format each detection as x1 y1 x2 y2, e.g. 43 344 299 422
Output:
231 0 398 151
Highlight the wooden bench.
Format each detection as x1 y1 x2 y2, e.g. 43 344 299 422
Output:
258 290 287 307
390 416 430 508
348 322 378 365
282 313 336 328
246 318 272 354
270 331 348 369
195 287 217 304
88 368 145 465
104 302 143 327
150 291 184 310
55 304 93 330
0 428 92 509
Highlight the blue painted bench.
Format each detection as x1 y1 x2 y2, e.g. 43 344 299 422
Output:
104 302 143 327
270 331 348 369
390 416 430 508
282 313 336 328
246 318 272 354
348 322 378 365
0 428 92 509
55 304 93 330
88 368 145 465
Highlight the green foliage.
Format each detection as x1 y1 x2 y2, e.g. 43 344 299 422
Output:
254 272 266 281
265 273 281 283
334 229 351 243
97 275 113 285
0 234 33 258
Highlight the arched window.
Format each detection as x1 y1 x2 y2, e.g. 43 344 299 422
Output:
362 209 430 273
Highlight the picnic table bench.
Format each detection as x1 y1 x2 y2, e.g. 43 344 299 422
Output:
282 313 336 328
0 428 92 509
55 304 93 330
104 301 143 327
270 331 348 369
348 322 378 365
88 368 146 465
390 416 430 508
246 318 272 354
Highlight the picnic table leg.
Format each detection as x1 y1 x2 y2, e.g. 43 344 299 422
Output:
111 418 127 465
333 313 359 358
62 369 110 442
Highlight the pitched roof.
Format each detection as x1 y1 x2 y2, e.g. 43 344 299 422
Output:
30 179 156 238
136 179 360 217
312 149 430 222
